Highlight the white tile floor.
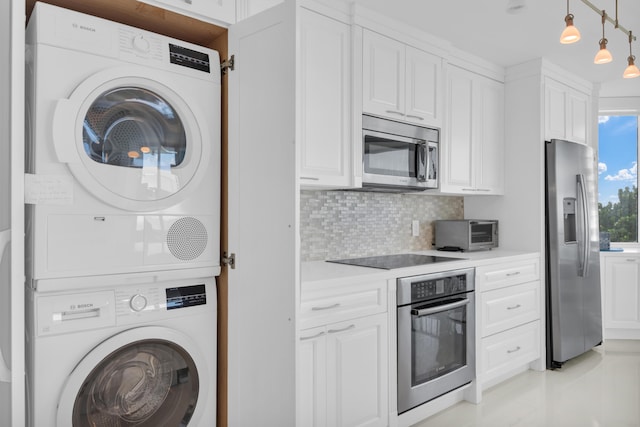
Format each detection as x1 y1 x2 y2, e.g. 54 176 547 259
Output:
412 340 640 427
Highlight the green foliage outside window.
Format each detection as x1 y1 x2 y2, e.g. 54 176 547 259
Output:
599 185 638 242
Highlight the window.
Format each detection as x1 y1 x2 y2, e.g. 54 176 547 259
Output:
598 115 639 243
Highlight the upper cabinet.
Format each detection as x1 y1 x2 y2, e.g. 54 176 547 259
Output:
298 7 353 189
137 0 236 25
441 64 505 195
545 77 589 144
237 0 284 21
362 30 443 128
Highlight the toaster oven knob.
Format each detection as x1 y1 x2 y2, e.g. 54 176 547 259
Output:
130 294 148 312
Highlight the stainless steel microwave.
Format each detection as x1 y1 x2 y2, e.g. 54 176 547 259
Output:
362 114 439 192
434 220 499 251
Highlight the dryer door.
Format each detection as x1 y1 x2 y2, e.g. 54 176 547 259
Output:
52 67 218 212
56 327 210 427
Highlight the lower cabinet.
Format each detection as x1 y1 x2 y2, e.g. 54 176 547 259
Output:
476 256 543 387
601 254 640 339
298 313 388 427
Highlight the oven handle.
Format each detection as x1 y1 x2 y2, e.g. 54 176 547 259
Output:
411 298 470 317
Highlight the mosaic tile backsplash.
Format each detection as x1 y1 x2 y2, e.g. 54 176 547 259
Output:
300 190 464 262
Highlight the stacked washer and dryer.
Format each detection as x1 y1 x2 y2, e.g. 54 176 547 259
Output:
24 3 221 426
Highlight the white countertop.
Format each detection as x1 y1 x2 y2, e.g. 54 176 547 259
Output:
302 249 541 286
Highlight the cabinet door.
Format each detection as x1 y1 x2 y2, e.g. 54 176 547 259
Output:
544 78 567 141
442 66 504 195
405 46 442 127
298 327 328 427
567 90 588 144
475 77 504 194
2 0 25 425
604 257 640 329
236 0 283 21
326 314 388 427
442 65 474 192
362 30 405 120
299 8 352 188
139 0 236 25
228 8 297 426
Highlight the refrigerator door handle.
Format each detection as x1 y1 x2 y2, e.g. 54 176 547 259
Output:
577 174 590 277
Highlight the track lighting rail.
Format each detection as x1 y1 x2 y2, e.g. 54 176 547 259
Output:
578 0 635 41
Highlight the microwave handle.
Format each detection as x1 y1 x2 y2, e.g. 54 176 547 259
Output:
416 142 427 182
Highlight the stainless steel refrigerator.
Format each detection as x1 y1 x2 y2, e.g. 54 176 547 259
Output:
545 139 603 369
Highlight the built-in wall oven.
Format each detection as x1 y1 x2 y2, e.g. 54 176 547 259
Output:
397 268 475 414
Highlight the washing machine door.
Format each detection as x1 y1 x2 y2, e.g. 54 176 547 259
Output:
52 67 218 212
56 327 210 427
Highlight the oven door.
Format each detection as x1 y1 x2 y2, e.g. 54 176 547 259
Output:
397 293 475 414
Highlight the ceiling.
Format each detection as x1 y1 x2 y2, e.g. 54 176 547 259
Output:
351 0 640 94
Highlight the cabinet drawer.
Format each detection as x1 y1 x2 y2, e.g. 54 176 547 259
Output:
480 320 540 383
477 257 540 291
481 280 541 337
300 281 387 329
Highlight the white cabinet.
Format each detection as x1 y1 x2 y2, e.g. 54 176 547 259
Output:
298 7 353 188
441 65 504 195
476 257 542 388
601 254 640 339
236 0 283 21
362 30 443 127
544 77 589 144
137 0 236 25
298 280 388 427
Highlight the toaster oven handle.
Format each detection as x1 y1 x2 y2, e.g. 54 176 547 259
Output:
416 141 427 182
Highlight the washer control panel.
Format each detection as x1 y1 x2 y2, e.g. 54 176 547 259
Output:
166 284 207 310
33 278 215 335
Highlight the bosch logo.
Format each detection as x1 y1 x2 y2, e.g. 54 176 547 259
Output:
78 303 94 309
71 23 96 32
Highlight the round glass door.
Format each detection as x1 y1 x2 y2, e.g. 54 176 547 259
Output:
83 87 187 171
53 69 215 212
71 339 199 426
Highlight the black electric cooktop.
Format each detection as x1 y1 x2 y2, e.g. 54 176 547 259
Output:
326 253 464 270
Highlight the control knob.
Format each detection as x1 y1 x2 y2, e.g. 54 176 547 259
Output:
132 34 150 53
130 294 148 312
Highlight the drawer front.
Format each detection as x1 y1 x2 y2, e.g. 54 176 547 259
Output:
481 280 541 337
300 281 387 329
480 320 540 382
477 257 540 292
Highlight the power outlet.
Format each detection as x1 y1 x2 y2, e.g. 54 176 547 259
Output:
412 220 420 237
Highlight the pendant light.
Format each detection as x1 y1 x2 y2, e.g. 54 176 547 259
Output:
560 0 581 44
623 31 640 78
594 10 612 64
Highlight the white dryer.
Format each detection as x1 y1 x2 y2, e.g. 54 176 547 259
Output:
26 277 217 427
25 3 221 285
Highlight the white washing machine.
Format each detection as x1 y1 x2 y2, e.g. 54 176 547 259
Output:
25 3 221 286
26 276 217 426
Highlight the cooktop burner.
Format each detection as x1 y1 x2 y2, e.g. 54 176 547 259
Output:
327 253 463 270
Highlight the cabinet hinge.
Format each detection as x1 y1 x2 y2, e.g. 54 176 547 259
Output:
222 252 236 269
221 55 235 75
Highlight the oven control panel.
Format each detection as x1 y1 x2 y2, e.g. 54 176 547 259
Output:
411 274 468 301
397 268 475 306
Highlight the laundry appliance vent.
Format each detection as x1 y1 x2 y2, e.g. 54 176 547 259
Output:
166 217 208 261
